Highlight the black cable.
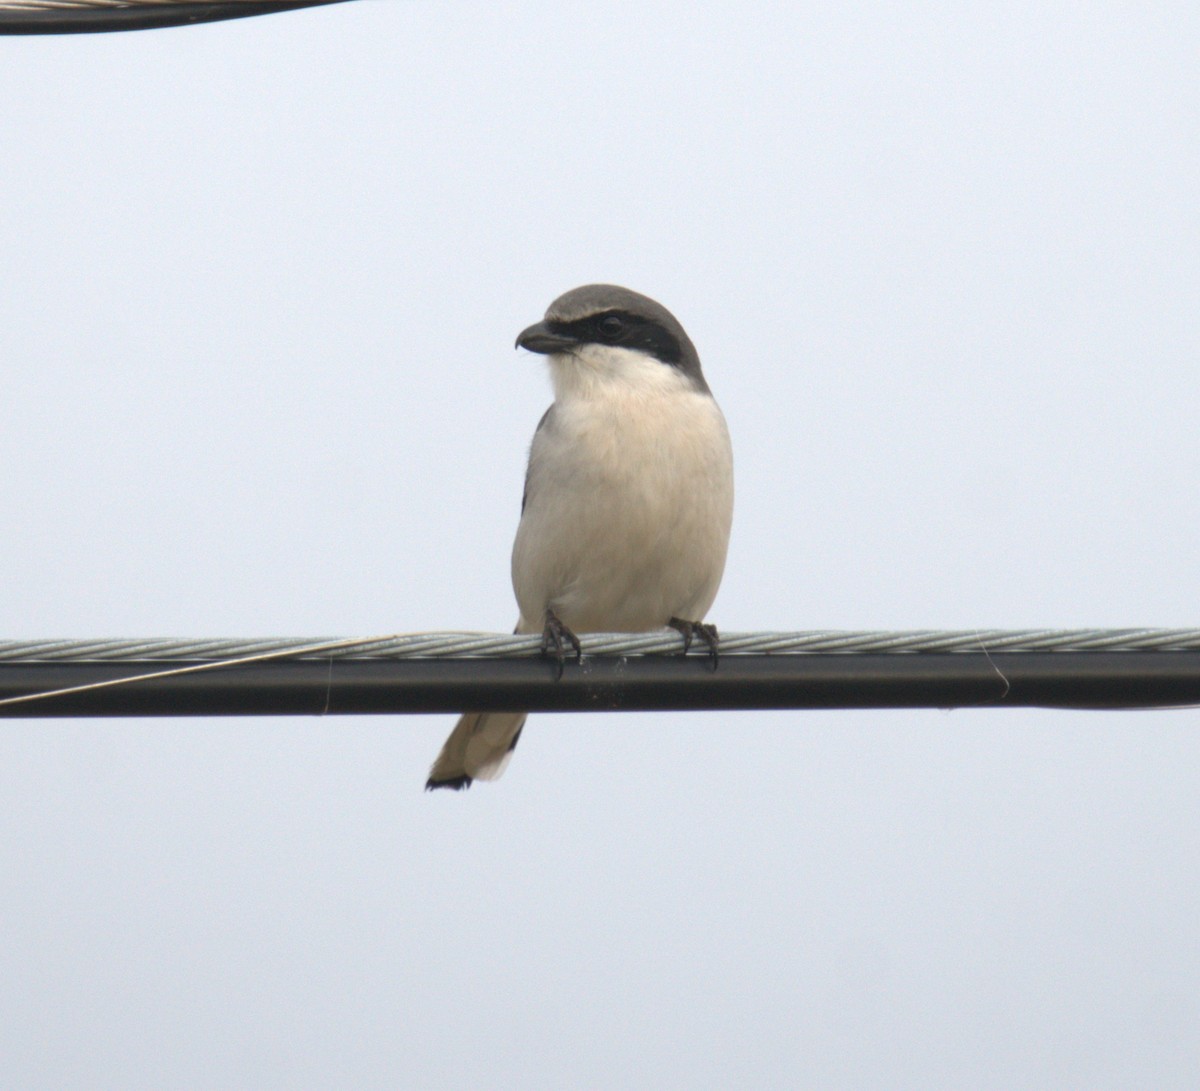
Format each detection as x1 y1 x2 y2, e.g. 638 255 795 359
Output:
0 0 354 35
2 651 1198 718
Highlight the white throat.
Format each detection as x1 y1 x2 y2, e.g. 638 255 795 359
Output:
548 344 701 404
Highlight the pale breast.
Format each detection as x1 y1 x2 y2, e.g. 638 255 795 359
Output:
511 374 733 633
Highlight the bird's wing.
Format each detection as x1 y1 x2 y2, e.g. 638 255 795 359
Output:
521 404 555 515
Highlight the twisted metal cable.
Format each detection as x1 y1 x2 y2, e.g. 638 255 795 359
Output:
2 629 1200 663
2 630 1199 717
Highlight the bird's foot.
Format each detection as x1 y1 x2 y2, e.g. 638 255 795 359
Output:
541 609 583 679
668 617 720 670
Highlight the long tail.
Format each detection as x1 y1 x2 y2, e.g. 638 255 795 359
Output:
425 711 528 791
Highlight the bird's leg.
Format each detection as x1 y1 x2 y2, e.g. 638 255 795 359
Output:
541 608 583 679
668 617 720 670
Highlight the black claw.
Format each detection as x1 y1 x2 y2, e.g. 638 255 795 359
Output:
668 617 695 654
541 609 583 679
669 617 720 670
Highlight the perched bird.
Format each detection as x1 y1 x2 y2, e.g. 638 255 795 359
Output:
426 285 734 789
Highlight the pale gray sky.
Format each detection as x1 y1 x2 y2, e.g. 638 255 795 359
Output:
1 2 1198 1087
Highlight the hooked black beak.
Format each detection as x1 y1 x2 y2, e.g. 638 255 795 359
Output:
515 321 579 355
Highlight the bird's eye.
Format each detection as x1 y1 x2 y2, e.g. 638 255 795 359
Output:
597 314 625 339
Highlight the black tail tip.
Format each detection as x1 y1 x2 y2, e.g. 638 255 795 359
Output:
426 774 473 792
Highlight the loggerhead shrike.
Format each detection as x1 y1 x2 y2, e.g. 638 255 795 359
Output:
426 284 734 789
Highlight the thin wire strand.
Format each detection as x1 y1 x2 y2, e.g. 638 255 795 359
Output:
0 635 399 710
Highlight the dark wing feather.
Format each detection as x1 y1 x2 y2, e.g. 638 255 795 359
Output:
521 405 554 515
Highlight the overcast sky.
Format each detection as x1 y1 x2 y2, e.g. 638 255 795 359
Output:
1 2 1198 1087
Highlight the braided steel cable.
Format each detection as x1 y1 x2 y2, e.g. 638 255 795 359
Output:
2 630 1199 717
3 629 1200 662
